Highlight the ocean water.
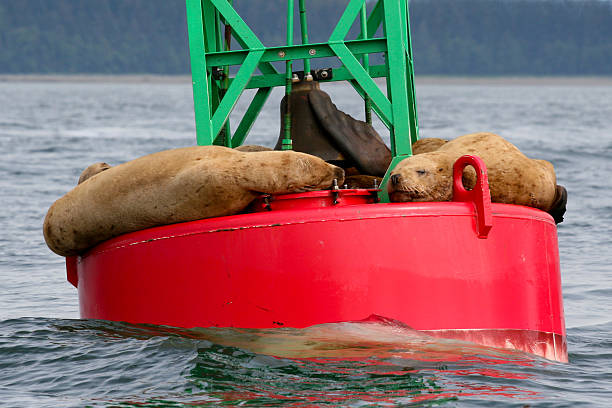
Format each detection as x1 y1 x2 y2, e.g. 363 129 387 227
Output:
1 78 611 406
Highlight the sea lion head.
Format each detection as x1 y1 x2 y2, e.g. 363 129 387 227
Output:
78 162 112 184
388 153 453 202
242 150 345 194
279 151 345 193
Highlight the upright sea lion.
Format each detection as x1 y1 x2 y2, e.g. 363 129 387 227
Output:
389 132 559 212
44 146 344 256
78 162 111 184
309 90 391 176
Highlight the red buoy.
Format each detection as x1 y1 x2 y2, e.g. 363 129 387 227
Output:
66 156 566 361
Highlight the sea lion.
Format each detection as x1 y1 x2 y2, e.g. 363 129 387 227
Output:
412 138 447 155
388 132 558 212
309 89 392 177
78 162 111 184
44 146 344 256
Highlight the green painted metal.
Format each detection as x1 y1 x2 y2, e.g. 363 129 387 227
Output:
186 0 213 145
185 0 419 201
405 2 419 145
298 0 311 77
282 0 295 150
360 3 372 125
205 38 387 67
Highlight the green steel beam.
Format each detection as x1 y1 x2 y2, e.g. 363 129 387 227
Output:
329 42 392 126
359 2 372 124
205 38 387 67
211 50 264 137
186 0 213 145
366 0 384 37
202 1 218 52
383 0 411 157
298 0 311 75
282 0 294 150
221 21 278 77
210 0 263 49
405 1 419 145
329 0 365 42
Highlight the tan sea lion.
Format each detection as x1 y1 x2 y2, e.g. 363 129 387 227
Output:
78 162 111 184
44 146 344 256
389 132 558 212
412 138 447 155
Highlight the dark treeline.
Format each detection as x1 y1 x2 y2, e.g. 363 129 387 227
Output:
0 0 611 75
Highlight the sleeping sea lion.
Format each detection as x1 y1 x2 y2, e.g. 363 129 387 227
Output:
44 146 344 256
389 132 559 212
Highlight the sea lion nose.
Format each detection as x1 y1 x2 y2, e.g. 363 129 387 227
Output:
390 174 401 185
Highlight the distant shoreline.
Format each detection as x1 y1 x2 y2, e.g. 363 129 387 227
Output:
1 74 612 86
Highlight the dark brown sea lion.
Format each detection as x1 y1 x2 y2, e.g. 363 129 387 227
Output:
309 90 392 177
44 146 344 256
389 132 558 212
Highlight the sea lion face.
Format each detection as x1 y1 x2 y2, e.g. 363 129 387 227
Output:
388 155 452 202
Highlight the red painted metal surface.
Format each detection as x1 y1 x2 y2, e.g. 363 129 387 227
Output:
67 156 567 361
453 155 493 238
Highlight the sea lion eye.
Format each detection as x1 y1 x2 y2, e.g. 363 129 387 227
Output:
438 168 444 172
416 169 427 175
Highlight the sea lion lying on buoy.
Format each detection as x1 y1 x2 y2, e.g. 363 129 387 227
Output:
389 132 559 212
44 146 344 256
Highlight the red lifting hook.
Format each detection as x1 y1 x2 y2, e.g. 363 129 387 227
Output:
452 155 493 239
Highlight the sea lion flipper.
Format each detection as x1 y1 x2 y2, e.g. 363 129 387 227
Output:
309 90 391 177
548 185 568 224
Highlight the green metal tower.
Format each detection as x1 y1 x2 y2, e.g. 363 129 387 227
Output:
185 0 419 201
